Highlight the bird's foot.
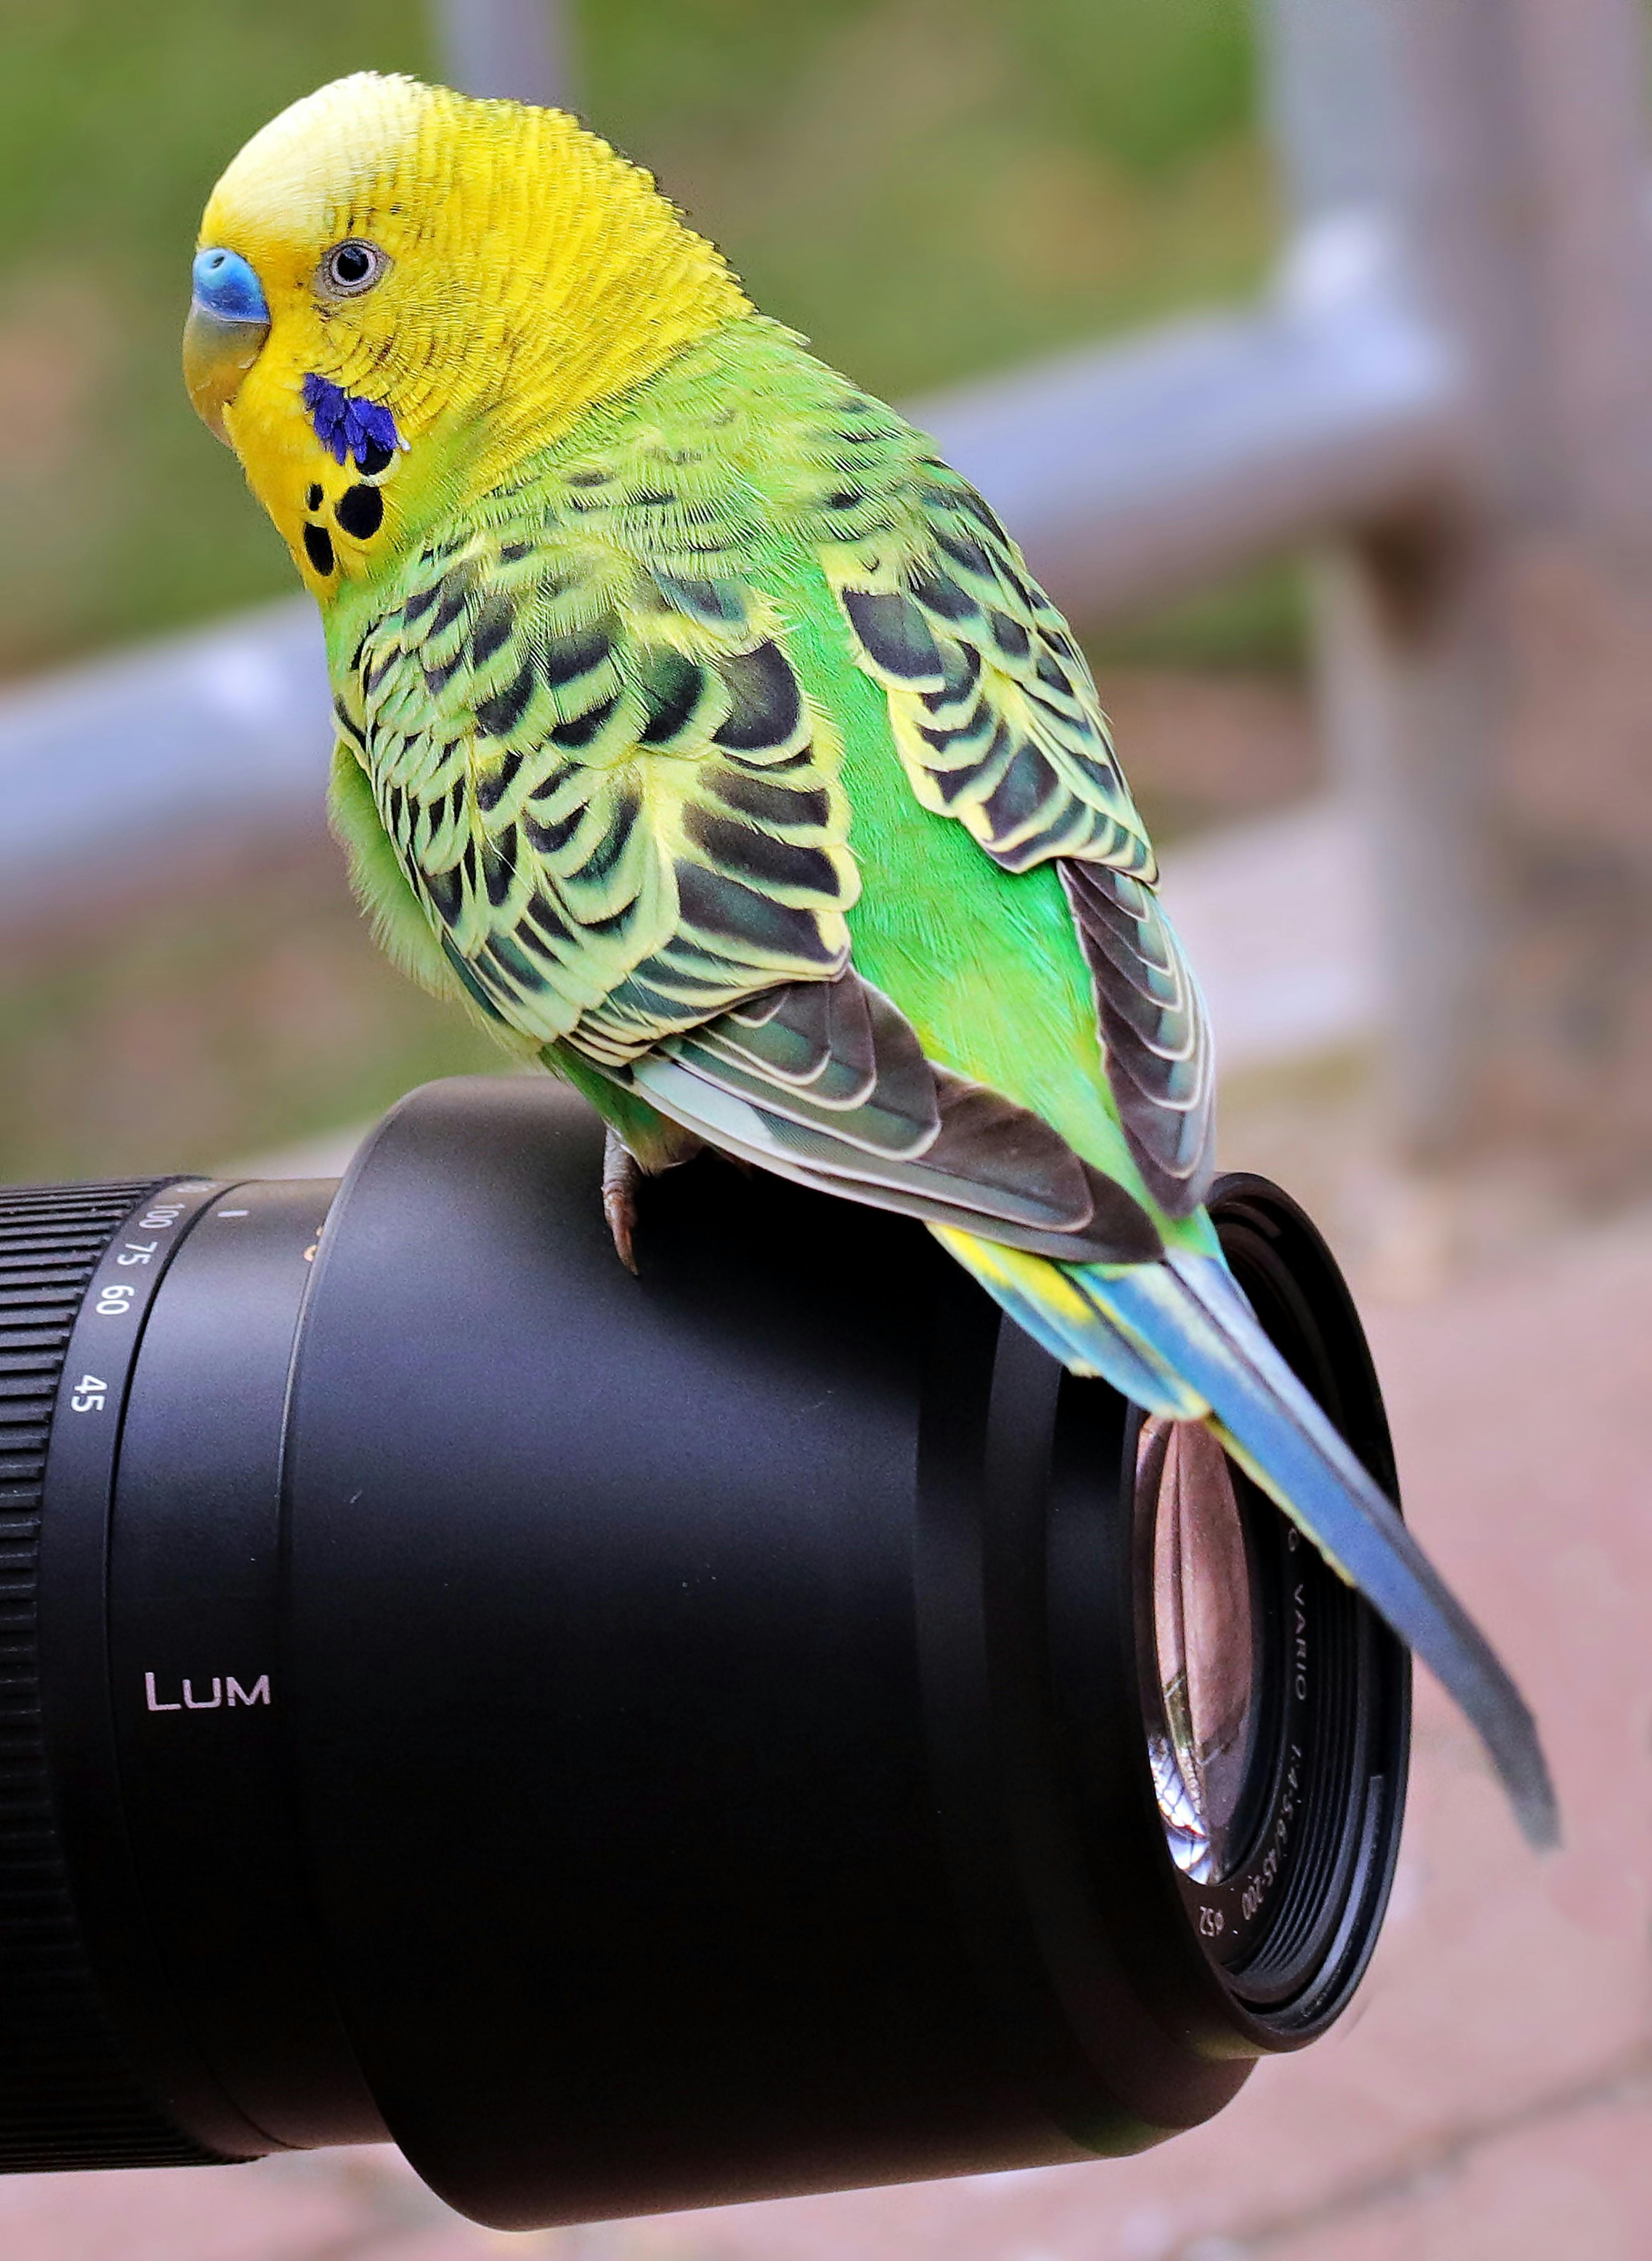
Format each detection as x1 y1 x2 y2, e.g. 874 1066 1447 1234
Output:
602 1129 642 1275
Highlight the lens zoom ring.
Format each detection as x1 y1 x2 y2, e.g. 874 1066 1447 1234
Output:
0 1182 222 2167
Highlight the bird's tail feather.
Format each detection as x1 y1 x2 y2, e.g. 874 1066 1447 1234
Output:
937 1227 1206 1417
938 1227 1559 1853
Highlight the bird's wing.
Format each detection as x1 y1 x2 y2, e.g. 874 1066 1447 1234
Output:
631 966 1164 1265
337 470 859 1069
823 438 1216 1217
335 408 1163 1266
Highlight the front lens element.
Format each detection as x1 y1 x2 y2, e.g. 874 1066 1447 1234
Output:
1139 1418 1259 1883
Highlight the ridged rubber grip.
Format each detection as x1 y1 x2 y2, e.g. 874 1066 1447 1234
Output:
0 1182 220 2167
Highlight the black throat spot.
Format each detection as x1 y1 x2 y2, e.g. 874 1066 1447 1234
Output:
336 485 385 541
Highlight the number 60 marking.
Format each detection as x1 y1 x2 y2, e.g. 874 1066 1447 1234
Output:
95 1282 136 1318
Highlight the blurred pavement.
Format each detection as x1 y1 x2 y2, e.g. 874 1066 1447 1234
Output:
1 1190 1646 2259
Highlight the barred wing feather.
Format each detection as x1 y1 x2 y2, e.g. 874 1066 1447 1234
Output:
826 441 1216 1216
337 484 858 1070
627 969 1164 1267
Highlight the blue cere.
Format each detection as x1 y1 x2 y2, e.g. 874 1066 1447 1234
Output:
303 373 405 469
192 247 268 324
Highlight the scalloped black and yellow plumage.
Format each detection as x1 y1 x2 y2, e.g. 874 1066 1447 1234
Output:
328 318 1214 1232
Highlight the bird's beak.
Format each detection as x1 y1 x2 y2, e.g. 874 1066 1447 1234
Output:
184 247 270 445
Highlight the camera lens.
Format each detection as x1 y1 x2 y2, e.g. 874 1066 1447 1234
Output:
0 1082 1409 2226
1141 1418 1261 1883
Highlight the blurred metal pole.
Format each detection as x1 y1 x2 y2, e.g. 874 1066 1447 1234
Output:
430 0 569 107
915 268 1461 622
1264 0 1652 1185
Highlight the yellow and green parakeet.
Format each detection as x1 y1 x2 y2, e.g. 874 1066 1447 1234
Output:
184 74 1553 1846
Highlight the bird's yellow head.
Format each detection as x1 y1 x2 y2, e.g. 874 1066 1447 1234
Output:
186 73 751 599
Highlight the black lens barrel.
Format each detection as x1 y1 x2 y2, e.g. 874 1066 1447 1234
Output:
279 1079 1241 2227
0 1079 1409 2226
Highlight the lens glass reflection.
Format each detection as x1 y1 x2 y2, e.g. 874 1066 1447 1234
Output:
1139 1418 1259 1882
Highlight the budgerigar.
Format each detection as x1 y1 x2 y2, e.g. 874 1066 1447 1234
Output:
184 74 1554 1847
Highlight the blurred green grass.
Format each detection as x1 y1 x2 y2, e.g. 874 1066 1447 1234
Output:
0 0 1289 681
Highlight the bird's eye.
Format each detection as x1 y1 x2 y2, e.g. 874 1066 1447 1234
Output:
321 240 387 297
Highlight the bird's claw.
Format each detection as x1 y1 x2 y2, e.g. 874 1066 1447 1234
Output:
602 1129 642 1274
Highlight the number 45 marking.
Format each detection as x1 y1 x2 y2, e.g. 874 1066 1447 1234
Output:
70 1376 108 1414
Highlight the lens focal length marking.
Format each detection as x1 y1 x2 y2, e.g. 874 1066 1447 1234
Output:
50 1188 213 1438
23 1176 264 2161
43 1181 222 1565
33 1176 284 2163
0 1178 236 2172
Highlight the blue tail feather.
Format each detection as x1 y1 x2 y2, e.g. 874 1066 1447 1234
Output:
941 1227 1558 1853
1067 1249 1557 1851
934 1228 1204 1416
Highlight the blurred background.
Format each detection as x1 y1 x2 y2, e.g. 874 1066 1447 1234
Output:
1 0 1315 1186
2 1 1652 2256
